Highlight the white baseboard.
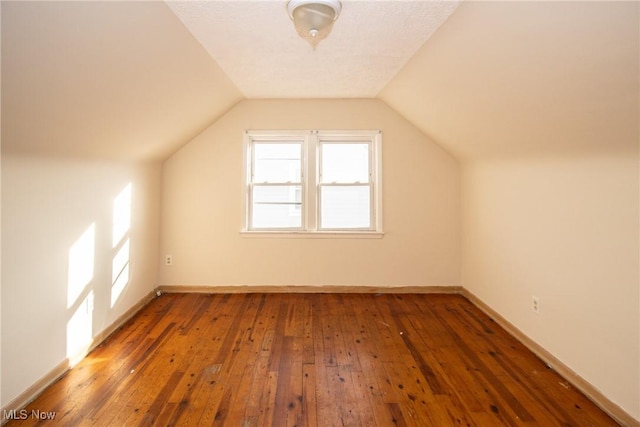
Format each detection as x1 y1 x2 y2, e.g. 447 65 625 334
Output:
461 288 639 427
157 284 462 294
1 290 156 425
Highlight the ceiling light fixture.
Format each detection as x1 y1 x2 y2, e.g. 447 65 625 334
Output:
287 0 342 49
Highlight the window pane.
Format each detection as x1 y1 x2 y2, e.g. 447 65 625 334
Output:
320 186 370 229
252 185 301 229
321 143 369 183
254 143 301 183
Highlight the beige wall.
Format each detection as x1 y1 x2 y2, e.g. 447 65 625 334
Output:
462 153 640 420
1 155 162 407
160 99 460 287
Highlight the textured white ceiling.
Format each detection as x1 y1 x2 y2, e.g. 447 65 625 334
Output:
166 0 460 98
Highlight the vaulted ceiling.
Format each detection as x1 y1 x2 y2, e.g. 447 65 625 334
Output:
2 1 242 161
2 1 638 162
381 1 639 160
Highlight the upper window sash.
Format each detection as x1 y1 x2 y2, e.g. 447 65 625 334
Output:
317 139 374 231
319 141 371 184
245 133 307 231
251 143 302 184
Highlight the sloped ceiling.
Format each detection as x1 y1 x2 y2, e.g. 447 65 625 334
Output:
380 1 639 160
1 1 242 161
2 1 637 162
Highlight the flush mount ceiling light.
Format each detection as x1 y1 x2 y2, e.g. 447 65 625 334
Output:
287 0 342 49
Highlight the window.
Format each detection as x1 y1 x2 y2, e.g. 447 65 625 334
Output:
250 142 303 229
243 130 382 235
319 142 371 229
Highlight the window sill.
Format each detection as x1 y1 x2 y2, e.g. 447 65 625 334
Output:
240 231 384 239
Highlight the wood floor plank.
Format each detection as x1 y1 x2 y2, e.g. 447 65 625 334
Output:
243 352 272 421
272 336 302 427
301 363 318 427
5 293 622 427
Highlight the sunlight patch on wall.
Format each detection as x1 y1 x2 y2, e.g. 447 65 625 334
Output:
111 239 130 307
111 183 132 307
112 183 132 247
66 290 94 366
67 223 95 308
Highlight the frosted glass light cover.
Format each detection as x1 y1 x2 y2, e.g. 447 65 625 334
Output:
288 0 341 48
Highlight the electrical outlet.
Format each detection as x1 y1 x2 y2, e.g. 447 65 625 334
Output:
532 296 540 314
165 255 173 266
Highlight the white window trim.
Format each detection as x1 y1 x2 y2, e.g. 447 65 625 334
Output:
242 130 384 238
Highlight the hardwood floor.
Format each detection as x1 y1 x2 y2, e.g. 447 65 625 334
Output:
7 293 619 426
